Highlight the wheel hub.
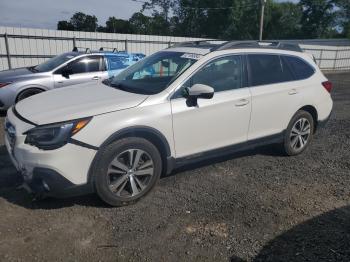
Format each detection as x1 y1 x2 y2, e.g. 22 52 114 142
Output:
107 149 154 198
290 117 311 151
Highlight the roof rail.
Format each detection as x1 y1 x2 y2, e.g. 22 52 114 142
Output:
72 47 91 53
171 40 225 49
99 47 119 53
215 41 303 52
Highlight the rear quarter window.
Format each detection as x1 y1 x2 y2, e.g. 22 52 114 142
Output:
283 56 315 80
247 54 294 86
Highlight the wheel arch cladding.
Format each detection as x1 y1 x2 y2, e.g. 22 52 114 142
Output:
88 126 171 184
299 105 318 132
16 87 46 102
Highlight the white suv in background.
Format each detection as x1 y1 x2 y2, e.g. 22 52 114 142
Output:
4 41 333 206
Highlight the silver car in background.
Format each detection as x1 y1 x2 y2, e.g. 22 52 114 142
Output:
0 49 145 111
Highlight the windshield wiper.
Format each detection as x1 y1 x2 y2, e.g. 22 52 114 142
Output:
27 66 39 73
110 82 129 92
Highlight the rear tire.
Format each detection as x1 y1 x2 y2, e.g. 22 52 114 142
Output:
282 110 314 156
93 137 162 207
16 88 44 102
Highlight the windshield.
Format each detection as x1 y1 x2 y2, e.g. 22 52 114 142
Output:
34 53 79 72
108 51 199 95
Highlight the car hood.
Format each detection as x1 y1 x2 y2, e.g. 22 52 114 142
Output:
15 82 149 125
0 67 36 82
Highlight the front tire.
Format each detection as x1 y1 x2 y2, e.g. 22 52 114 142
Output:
282 110 314 156
93 137 162 207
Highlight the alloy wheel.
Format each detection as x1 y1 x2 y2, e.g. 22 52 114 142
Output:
107 149 154 198
290 118 311 151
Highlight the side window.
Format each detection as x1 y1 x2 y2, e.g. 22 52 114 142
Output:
107 56 129 71
132 57 186 80
69 56 101 74
248 54 294 86
283 56 315 80
185 55 243 93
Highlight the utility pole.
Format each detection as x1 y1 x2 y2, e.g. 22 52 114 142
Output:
259 0 267 41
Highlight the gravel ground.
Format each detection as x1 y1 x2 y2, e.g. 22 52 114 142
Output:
0 72 349 262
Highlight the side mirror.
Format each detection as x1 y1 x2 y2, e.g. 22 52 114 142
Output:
61 67 71 79
161 60 170 68
185 84 214 107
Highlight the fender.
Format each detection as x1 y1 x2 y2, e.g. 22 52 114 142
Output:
16 84 49 94
87 126 172 184
100 125 171 155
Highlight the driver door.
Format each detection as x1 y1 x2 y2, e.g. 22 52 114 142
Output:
171 55 252 158
53 55 104 88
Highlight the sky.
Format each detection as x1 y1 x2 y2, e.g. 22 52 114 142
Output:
0 0 299 30
0 0 144 29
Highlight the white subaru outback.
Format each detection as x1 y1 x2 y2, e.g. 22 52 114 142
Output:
4 41 333 206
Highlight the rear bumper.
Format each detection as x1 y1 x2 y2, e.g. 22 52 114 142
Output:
318 113 331 128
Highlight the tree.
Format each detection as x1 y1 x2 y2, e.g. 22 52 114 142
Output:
56 0 346 39
129 12 170 35
337 0 350 37
129 12 153 34
299 0 337 38
105 17 131 33
173 0 260 39
264 1 303 39
57 12 98 32
70 12 98 32
223 0 261 40
57 21 74 31
140 0 177 22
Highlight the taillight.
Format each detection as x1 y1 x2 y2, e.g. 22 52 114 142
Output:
322 81 333 93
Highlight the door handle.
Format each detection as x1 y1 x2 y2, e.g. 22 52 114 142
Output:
92 76 100 80
235 99 249 107
288 89 298 95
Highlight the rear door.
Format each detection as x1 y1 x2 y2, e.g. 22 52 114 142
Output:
171 55 252 158
53 55 105 88
247 54 301 140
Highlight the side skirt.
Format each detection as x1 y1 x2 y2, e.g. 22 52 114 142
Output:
169 132 285 172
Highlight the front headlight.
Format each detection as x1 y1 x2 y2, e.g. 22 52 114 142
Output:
24 117 91 150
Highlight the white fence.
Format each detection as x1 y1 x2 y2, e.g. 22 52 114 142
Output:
0 26 349 72
0 26 204 71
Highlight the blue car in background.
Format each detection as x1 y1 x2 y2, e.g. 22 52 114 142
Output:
104 50 146 77
0 47 146 110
